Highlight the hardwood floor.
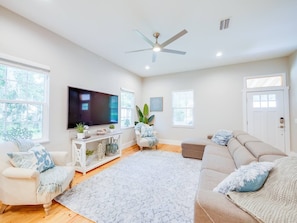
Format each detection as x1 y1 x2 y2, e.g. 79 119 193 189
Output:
0 144 181 223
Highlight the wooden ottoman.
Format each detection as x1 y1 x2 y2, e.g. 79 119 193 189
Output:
181 138 213 160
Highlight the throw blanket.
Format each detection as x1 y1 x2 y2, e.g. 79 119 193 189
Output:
37 166 67 202
227 157 297 223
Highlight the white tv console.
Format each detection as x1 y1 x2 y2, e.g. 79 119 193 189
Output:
72 131 122 175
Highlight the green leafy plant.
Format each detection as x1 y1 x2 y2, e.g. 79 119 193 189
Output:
1 127 33 141
75 123 85 133
136 104 155 125
86 149 94 156
109 124 115 129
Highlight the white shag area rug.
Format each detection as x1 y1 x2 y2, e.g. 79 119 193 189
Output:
55 150 201 223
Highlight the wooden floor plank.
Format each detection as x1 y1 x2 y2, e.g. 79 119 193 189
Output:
0 144 181 223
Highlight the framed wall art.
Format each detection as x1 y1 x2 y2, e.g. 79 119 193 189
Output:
150 97 163 112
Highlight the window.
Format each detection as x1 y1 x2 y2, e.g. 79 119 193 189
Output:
252 94 277 108
0 58 49 142
120 89 134 128
172 90 194 126
246 75 283 89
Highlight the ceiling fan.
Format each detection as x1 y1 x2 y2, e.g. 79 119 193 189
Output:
126 29 188 62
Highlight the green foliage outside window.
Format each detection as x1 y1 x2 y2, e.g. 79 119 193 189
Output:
0 63 47 141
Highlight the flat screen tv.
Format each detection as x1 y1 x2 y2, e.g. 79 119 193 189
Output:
67 86 118 128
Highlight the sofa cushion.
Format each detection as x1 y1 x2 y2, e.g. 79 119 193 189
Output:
213 161 274 194
259 154 287 162
227 138 242 156
199 169 228 190
201 146 236 174
232 130 248 138
232 145 257 168
245 141 286 160
195 169 257 223
236 134 261 146
195 188 257 223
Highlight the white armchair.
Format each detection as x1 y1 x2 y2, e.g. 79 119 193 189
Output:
135 123 158 150
0 141 75 215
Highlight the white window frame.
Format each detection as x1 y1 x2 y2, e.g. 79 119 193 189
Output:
120 88 135 129
172 89 194 127
0 54 50 143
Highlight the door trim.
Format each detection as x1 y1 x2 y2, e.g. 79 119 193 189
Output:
242 86 290 154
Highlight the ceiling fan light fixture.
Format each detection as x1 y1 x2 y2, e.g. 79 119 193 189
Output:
153 45 161 52
126 29 188 62
216 51 223 57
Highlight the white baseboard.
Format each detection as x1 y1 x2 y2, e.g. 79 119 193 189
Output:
121 138 182 150
158 139 182 146
121 140 136 150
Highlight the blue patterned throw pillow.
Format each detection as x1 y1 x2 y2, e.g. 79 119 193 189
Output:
213 161 274 194
211 129 233 146
141 125 154 137
13 138 35 152
7 145 55 172
29 145 55 172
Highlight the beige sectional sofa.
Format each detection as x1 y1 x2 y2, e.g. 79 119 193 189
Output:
182 130 287 223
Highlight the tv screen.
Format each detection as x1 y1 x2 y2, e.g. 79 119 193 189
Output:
67 86 118 128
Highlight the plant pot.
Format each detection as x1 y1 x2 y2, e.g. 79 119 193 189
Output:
77 132 85 139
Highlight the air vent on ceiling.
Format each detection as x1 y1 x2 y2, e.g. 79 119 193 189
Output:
220 18 230 30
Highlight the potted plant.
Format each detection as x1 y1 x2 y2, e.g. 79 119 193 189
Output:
109 124 115 133
76 123 85 139
135 104 155 125
86 149 96 165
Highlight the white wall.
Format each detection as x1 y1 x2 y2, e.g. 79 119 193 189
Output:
143 58 290 145
1 6 295 154
289 51 297 153
0 7 142 154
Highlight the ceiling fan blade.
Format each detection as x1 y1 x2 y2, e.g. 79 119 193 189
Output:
125 48 152 53
161 48 186 55
160 29 188 48
152 52 157 63
135 30 154 47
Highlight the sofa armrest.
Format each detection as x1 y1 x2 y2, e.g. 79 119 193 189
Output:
49 151 68 166
2 167 38 179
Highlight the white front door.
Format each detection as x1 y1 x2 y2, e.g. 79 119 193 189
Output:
246 90 286 152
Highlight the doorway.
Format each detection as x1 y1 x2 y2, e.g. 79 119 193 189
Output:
243 74 290 153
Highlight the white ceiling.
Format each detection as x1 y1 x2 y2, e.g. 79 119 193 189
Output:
0 0 297 77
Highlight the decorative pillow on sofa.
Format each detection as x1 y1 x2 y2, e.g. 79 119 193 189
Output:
141 125 154 137
13 138 36 152
7 144 55 173
213 161 274 194
211 129 233 146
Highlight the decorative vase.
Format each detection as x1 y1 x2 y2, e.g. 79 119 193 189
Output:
97 142 106 160
106 143 119 156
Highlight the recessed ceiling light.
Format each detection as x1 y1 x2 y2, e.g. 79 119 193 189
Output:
216 51 223 57
145 65 150 70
